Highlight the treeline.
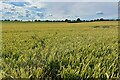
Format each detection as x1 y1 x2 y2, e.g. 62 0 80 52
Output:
1 18 119 23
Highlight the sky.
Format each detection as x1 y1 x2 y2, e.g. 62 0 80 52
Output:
0 0 119 20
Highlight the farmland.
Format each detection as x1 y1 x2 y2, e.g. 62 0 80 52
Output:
1 21 119 79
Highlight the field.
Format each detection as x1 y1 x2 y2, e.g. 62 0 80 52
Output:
1 21 119 79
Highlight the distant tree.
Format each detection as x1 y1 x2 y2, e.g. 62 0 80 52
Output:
15 20 18 21
4 19 7 21
83 20 86 22
45 20 49 22
90 20 94 22
67 20 72 23
116 19 119 21
35 20 38 22
60 20 64 22
96 19 100 21
77 18 81 22
38 20 41 22
65 19 68 22
100 18 104 21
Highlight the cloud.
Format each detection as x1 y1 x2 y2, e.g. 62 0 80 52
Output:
96 11 104 15
2 2 13 10
1 2 117 20
0 2 2 10
0 12 2 20
45 2 117 20
2 1 46 20
19 0 46 8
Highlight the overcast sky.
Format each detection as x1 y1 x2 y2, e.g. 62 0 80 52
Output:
0 0 119 20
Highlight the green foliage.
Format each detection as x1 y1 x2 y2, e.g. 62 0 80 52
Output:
1 21 119 79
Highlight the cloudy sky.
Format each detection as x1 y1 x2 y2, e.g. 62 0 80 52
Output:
0 0 119 20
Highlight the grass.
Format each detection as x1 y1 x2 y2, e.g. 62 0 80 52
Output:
1 21 119 79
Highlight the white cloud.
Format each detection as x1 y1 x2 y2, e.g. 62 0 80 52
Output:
1 1 118 20
2 2 13 11
0 2 2 10
14 6 26 15
1 1 46 20
0 12 2 18
8 0 46 8
27 2 46 8
2 2 27 20
96 11 104 15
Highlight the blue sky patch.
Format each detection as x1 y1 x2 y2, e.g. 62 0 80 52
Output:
3 2 29 6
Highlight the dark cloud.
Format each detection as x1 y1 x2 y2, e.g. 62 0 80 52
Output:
5 12 13 15
49 14 53 16
37 12 44 18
